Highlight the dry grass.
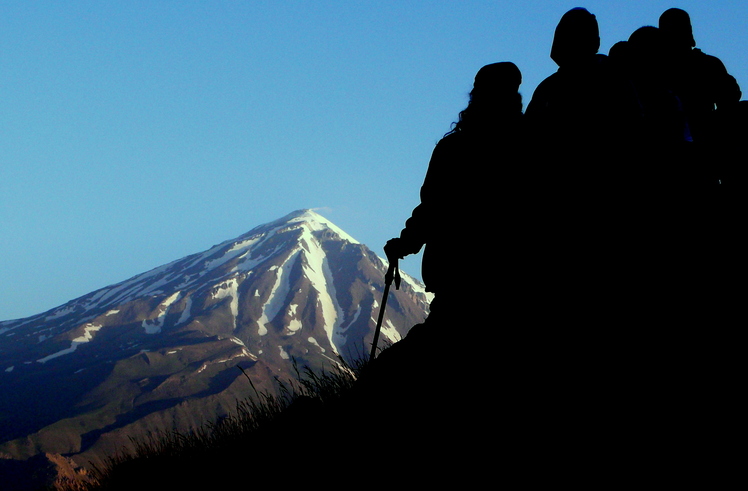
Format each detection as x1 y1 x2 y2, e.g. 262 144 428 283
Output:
59 355 367 490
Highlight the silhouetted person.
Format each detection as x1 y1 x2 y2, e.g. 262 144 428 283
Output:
376 62 622 466
625 26 692 150
653 10 745 306
525 7 643 175
659 8 741 146
608 25 696 197
522 8 659 327
384 62 524 332
644 12 745 448
347 64 528 467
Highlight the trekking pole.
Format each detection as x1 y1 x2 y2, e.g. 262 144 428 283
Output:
369 257 400 361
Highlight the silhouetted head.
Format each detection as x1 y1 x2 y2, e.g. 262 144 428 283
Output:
609 40 630 60
659 8 696 50
448 62 522 135
627 26 665 80
628 25 664 57
550 8 600 67
472 62 522 99
608 40 631 71
629 25 660 45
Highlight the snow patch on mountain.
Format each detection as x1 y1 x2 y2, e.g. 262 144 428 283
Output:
45 305 76 321
291 209 360 244
204 238 258 271
308 337 325 352
196 345 250 373
335 304 362 346
257 250 301 336
177 296 193 325
297 225 345 354
98 262 174 308
380 318 403 344
211 278 240 330
287 304 302 333
37 322 104 363
142 291 181 334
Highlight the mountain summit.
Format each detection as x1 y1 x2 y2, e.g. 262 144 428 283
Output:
0 209 431 471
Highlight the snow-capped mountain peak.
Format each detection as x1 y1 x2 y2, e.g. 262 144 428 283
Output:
0 210 431 468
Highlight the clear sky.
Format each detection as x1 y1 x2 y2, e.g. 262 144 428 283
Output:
2 1 747 321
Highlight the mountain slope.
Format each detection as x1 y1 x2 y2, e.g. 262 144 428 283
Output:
0 209 431 470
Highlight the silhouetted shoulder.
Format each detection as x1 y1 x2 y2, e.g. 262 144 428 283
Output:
435 130 464 149
692 49 742 100
423 133 464 174
524 73 559 116
690 48 736 79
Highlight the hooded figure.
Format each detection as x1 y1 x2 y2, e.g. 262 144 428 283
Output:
521 9 666 330
550 6 601 67
525 8 643 167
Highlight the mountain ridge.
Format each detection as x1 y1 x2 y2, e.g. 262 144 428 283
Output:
0 209 431 483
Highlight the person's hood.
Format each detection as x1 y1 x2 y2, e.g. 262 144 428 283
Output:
659 8 696 50
550 7 600 67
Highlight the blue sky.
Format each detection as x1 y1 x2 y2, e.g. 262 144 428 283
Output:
2 1 747 321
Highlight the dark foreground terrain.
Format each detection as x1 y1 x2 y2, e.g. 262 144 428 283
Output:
23 307 741 489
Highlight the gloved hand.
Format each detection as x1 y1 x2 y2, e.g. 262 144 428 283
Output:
384 237 408 260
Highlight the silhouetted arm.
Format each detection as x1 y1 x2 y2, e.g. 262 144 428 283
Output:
699 50 742 109
710 58 742 109
387 135 458 259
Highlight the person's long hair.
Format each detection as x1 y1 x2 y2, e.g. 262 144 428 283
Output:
445 62 523 137
445 89 522 136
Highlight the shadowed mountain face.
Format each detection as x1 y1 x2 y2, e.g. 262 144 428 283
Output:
0 209 431 467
